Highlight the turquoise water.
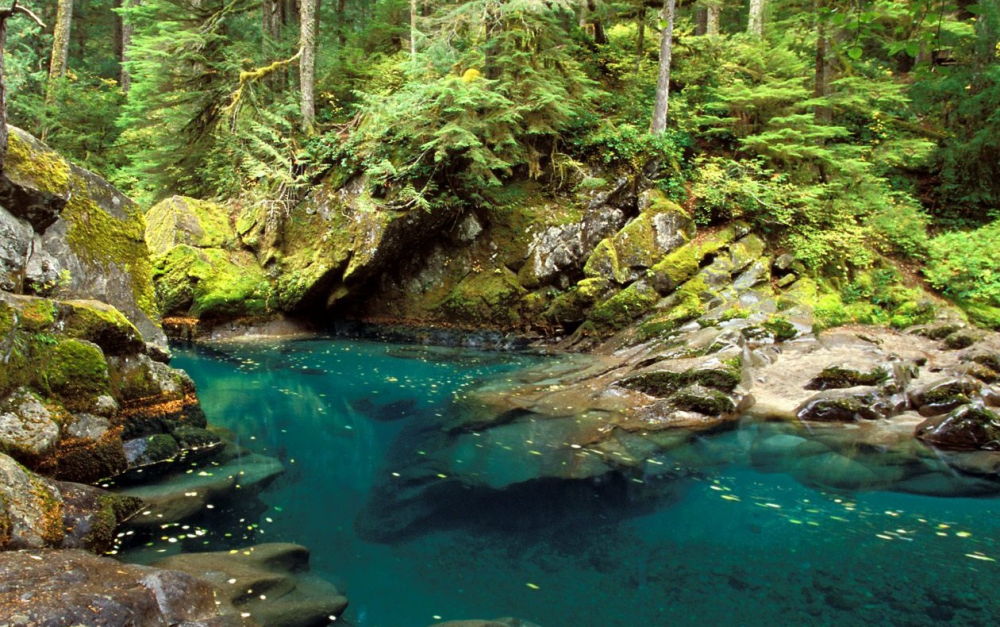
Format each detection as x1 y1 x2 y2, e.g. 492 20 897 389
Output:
130 338 1000 627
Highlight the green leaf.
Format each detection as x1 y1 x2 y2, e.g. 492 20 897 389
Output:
847 46 863 60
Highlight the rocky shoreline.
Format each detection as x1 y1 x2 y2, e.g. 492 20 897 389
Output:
5 128 1000 626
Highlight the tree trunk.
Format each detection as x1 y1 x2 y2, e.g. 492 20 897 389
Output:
587 0 607 45
747 0 764 37
409 0 416 58
814 2 834 124
634 6 644 73
694 7 706 36
649 0 675 134
336 0 345 45
120 0 133 93
706 3 720 35
49 0 73 79
263 0 281 49
299 0 317 133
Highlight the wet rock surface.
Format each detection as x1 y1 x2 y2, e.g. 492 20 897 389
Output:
0 549 247 627
153 543 348 627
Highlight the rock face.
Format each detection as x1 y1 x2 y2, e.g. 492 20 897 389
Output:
146 196 273 320
0 293 209 486
0 127 164 345
153 543 349 627
0 452 141 553
0 549 247 627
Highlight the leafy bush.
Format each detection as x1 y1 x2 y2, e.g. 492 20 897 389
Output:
926 220 1000 306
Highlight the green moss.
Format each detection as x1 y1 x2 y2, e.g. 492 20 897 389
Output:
582 239 622 282
649 227 734 295
543 278 610 324
672 387 736 415
145 196 235 255
958 300 1000 330
587 280 660 333
889 300 936 329
813 293 848 331
38 339 110 411
153 245 272 318
6 131 71 196
19 300 56 333
762 316 798 341
441 268 526 327
63 176 158 324
613 214 659 274
0 302 14 337
62 301 143 355
808 365 889 390
29 476 65 546
621 358 742 397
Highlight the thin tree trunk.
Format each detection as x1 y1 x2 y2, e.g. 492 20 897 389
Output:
48 0 73 79
299 0 317 133
747 0 764 37
634 6 645 73
814 2 834 124
694 7 707 36
649 0 675 134
409 0 416 58
337 0 346 45
120 0 134 93
707 3 720 35
587 0 607 45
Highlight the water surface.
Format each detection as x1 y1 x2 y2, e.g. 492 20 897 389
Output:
126 338 1000 627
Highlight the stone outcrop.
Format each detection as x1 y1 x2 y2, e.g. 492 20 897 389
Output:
153 543 349 627
0 127 164 345
0 549 247 626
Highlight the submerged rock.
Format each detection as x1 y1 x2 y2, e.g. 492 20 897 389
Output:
431 620 542 627
153 543 348 627
0 549 246 627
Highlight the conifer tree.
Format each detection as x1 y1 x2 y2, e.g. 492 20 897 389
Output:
650 0 675 133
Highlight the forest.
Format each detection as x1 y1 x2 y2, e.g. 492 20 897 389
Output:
2 0 1000 324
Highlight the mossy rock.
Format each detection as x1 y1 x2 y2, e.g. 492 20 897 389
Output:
943 328 984 350
648 227 736 296
587 280 660 333
153 245 272 318
145 196 236 255
957 300 1000 330
43 428 128 483
620 357 742 397
62 173 159 329
61 300 144 356
543 278 612 325
440 268 526 327
916 404 1000 451
37 339 110 412
671 385 737 415
761 316 798 341
795 390 883 422
582 239 623 283
82 493 143 552
806 365 889 391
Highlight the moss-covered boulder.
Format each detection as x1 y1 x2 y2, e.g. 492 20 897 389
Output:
145 196 235 255
0 127 163 346
153 245 272 319
441 268 527 327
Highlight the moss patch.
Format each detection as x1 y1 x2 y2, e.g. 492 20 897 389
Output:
807 365 889 390
62 301 143 355
6 131 71 197
145 196 235 255
153 245 272 318
63 175 158 323
440 268 526 327
587 280 661 333
38 339 110 411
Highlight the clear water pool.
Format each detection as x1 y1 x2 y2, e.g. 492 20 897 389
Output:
126 338 1000 627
